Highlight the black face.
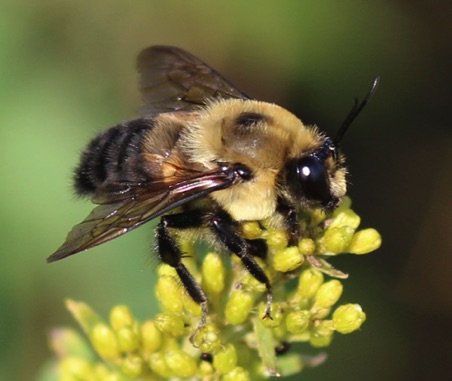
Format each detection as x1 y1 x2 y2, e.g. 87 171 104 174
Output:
285 140 337 209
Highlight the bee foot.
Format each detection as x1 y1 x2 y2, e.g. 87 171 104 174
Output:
189 301 208 345
262 292 273 320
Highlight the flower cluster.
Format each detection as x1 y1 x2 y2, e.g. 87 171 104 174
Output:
45 197 380 380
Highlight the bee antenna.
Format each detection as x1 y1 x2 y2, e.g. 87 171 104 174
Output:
334 77 380 146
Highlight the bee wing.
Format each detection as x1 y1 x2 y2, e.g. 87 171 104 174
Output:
47 167 236 263
137 45 250 114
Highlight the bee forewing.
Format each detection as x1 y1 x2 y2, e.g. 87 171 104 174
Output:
47 167 237 263
137 45 249 114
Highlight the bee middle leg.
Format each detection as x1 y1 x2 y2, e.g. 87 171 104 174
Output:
209 213 273 320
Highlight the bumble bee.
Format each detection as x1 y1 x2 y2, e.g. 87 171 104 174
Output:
48 46 378 330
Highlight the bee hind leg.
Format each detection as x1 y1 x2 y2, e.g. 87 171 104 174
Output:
156 214 208 342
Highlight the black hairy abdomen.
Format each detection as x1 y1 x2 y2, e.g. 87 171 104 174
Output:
74 117 154 195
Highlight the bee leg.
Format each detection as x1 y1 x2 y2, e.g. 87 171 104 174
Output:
245 238 268 259
209 215 273 320
156 214 208 341
277 199 299 246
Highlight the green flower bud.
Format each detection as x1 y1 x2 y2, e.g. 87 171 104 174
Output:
49 328 93 359
121 355 144 378
165 350 198 378
199 359 214 376
92 363 113 379
225 290 254 325
309 209 327 225
272 246 304 272
154 313 185 338
330 209 361 230
266 230 288 249
59 357 92 379
272 323 288 341
213 343 238 374
323 226 355 254
286 310 311 333
296 269 324 299
110 305 135 331
90 323 120 360
157 263 177 277
241 275 267 293
310 320 334 348
193 323 222 353
241 221 262 240
333 304 366 334
258 302 284 328
314 280 343 309
160 336 179 352
141 320 162 353
183 294 202 317
298 238 316 255
348 228 382 254
149 352 173 378
65 299 103 335
202 252 226 294
222 366 250 381
156 275 184 314
334 195 352 212
116 327 140 352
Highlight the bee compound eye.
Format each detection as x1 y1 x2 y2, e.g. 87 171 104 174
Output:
235 165 253 180
297 156 333 207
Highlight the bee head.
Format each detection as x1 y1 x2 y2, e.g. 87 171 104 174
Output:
285 138 344 211
284 77 379 211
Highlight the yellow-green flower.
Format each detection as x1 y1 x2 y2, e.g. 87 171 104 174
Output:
45 197 380 380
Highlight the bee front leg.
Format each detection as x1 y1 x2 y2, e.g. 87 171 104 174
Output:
156 213 208 340
209 214 273 320
277 198 299 246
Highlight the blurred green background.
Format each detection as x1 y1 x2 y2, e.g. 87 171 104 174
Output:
1 1 451 380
